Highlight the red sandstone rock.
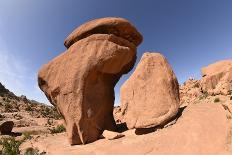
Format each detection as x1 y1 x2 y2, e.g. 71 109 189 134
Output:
201 60 232 95
120 52 180 129
38 17 142 145
64 17 143 48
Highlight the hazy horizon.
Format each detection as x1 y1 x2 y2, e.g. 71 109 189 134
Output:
0 0 232 105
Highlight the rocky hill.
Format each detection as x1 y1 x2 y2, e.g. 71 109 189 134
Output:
0 82 61 119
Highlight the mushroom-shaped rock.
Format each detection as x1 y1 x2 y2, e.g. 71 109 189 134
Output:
38 17 142 145
0 121 14 134
64 17 143 48
120 52 180 129
201 60 232 95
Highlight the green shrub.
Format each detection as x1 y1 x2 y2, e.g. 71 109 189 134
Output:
49 124 66 134
0 137 22 155
24 147 39 155
214 98 220 103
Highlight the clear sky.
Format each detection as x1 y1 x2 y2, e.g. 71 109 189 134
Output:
0 0 231 105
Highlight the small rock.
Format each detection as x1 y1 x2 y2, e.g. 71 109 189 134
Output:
102 130 124 140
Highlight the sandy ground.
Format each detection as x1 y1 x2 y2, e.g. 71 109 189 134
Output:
20 102 230 155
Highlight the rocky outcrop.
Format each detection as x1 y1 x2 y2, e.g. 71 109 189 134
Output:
201 60 232 95
120 52 179 129
38 17 142 145
179 79 202 106
0 121 14 134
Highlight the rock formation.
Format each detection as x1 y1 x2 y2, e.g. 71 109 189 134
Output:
120 52 180 129
201 60 232 95
179 79 202 106
38 17 142 145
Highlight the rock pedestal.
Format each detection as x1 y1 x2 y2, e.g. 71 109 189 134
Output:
38 17 142 145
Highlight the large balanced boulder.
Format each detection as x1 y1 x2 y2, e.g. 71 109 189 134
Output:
201 60 232 95
38 17 142 145
120 52 180 129
0 121 14 134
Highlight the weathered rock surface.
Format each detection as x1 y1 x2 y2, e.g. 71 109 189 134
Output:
0 121 14 134
38 17 142 145
180 79 202 106
201 60 232 95
64 17 142 48
120 52 180 129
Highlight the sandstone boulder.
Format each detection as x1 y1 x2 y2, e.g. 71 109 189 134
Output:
64 17 142 48
120 52 179 129
0 121 14 134
201 60 232 95
38 17 142 145
102 130 124 140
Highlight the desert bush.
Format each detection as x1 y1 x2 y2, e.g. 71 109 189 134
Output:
0 137 22 155
24 147 39 155
4 102 13 112
47 118 53 126
49 124 66 134
41 106 62 120
25 105 33 111
199 92 208 100
193 83 200 88
214 98 220 103
22 132 32 141
228 90 232 95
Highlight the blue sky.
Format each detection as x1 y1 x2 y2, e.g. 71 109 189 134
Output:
0 0 231 105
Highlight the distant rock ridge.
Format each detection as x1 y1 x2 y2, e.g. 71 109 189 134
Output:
0 81 61 119
0 82 16 99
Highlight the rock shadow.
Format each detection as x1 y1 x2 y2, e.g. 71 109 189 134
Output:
116 122 128 133
1 132 22 137
135 106 187 135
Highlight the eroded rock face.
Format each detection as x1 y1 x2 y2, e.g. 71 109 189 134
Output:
38 17 142 145
120 52 180 129
201 60 232 95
